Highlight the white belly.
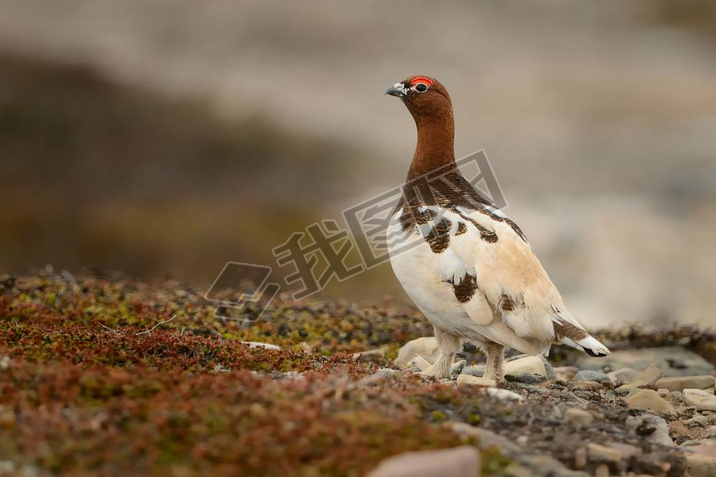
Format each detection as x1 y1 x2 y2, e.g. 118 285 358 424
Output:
386 210 494 339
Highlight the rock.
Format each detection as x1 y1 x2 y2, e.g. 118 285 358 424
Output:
627 389 675 413
684 414 710 427
573 370 611 383
515 435 528 446
486 387 524 401
505 372 547 384
684 444 716 477
504 356 546 376
668 421 694 438
594 464 609 477
655 376 716 392
686 454 716 477
352 348 386 362
571 381 604 392
457 374 495 388
564 408 594 428
705 426 716 439
616 363 663 393
684 389 716 412
554 366 580 380
367 446 480 477
607 367 639 384
395 337 439 368
375 368 399 378
656 388 670 397
605 443 639 460
574 447 587 468
450 423 520 453
625 415 673 446
241 341 281 350
460 365 484 377
576 347 714 377
628 363 662 388
519 454 590 477
588 443 622 464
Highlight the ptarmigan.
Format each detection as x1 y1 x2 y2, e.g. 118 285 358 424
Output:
385 75 609 384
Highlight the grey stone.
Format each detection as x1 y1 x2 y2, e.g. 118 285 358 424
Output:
576 347 714 377
367 446 480 477
505 372 547 384
460 365 484 377
607 367 639 384
573 370 611 383
626 363 662 388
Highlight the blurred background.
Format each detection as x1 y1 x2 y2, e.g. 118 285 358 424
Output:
0 0 714 328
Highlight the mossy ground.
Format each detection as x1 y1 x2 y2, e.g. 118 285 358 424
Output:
1 273 712 476
0 273 485 476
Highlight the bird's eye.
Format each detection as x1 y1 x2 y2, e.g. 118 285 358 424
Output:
413 83 429 93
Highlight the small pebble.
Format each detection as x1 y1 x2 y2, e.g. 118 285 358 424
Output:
684 414 709 427
574 447 587 469
564 408 594 427
668 420 693 438
573 370 611 383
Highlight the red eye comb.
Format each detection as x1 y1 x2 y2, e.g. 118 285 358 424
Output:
410 77 434 87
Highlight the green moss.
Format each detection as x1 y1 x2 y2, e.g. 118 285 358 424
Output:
430 410 447 423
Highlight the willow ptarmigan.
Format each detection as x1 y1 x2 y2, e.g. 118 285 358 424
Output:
385 75 609 384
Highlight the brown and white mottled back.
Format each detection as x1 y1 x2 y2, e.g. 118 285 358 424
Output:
385 75 609 383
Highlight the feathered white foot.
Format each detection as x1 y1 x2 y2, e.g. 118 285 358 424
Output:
483 343 505 387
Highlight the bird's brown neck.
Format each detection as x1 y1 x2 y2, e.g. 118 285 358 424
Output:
407 109 456 180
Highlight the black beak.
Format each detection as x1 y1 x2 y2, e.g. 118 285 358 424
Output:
385 83 406 98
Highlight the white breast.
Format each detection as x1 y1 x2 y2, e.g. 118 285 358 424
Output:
387 207 494 338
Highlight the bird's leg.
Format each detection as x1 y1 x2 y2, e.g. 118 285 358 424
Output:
483 343 505 386
419 327 461 379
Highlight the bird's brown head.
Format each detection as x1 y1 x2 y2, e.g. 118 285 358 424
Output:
385 75 453 122
386 75 456 178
